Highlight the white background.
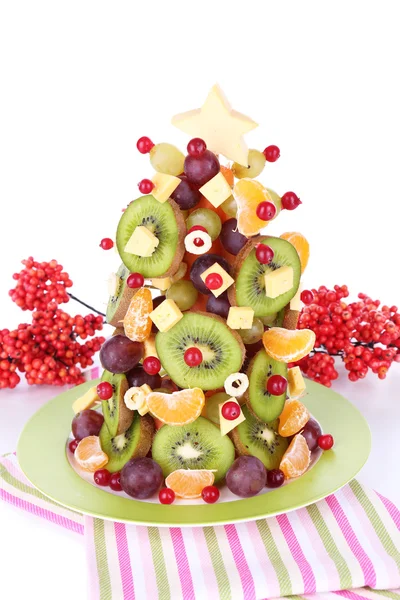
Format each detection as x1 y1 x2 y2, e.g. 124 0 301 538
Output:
1 2 400 599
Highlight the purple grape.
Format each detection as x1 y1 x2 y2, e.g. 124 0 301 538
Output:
126 365 162 390
190 254 231 295
100 335 143 374
301 418 322 451
184 150 220 186
266 468 285 488
245 340 264 360
220 218 248 255
226 456 267 498
206 291 231 318
72 409 104 441
170 176 200 209
120 457 163 499
152 295 166 332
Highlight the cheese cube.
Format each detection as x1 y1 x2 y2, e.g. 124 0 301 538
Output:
199 172 232 208
124 226 159 257
152 173 181 203
227 306 254 329
72 386 99 414
200 262 234 298
151 276 172 291
287 366 306 399
218 398 246 436
290 286 303 311
265 266 294 298
149 299 183 332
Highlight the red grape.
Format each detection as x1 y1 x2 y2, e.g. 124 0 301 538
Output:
301 418 322 451
190 254 231 295
100 335 143 374
219 219 248 255
226 456 266 497
170 176 201 210
72 409 104 440
126 365 162 389
120 458 163 499
184 150 220 186
68 439 79 453
206 292 231 319
266 469 285 488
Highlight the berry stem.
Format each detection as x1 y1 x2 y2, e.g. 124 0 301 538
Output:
67 293 106 318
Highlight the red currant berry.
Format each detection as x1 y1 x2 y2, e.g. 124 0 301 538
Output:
143 356 161 376
205 273 223 290
184 347 203 367
138 179 155 194
97 381 113 400
136 136 154 154
94 468 111 487
201 485 220 504
187 138 207 157
255 244 274 265
301 290 314 305
159 487 175 504
266 374 287 395
318 434 334 450
109 472 122 492
256 201 276 221
68 439 79 453
188 225 208 235
127 273 144 289
266 468 285 488
100 238 114 250
263 145 280 162
221 401 240 421
193 237 205 247
281 192 302 211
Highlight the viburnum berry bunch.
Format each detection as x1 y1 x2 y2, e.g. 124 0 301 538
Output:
0 258 105 390
295 285 400 386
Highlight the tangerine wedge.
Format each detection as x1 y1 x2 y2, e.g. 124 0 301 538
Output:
280 232 310 273
280 433 311 478
146 388 205 426
262 327 316 363
123 288 153 342
278 399 310 437
165 469 215 499
234 178 275 237
220 165 234 187
75 436 109 472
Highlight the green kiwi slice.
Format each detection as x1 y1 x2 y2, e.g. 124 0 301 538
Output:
101 370 133 437
99 413 154 473
246 349 287 422
116 195 185 278
230 405 289 470
229 236 301 317
106 263 134 327
152 416 235 482
155 311 245 390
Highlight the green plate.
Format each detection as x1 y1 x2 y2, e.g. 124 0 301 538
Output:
17 379 371 527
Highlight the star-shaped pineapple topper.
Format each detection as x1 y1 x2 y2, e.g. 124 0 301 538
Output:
172 84 258 166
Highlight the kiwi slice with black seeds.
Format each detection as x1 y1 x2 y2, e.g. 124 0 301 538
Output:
106 263 134 327
228 236 301 317
245 349 287 422
99 413 154 473
230 405 288 470
101 370 133 437
152 416 235 482
155 311 245 390
116 195 185 278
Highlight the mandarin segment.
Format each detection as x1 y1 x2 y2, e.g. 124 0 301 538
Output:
74 436 109 472
278 399 310 437
165 469 215 499
146 388 205 426
123 288 153 342
234 179 275 237
262 327 316 363
279 433 311 479
280 232 310 273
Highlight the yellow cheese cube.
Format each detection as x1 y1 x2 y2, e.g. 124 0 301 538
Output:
72 386 99 414
265 266 294 298
149 299 183 332
199 172 232 208
152 173 181 203
290 286 303 311
218 398 246 436
287 366 306 399
124 226 159 257
200 262 234 298
227 306 254 329
151 276 172 291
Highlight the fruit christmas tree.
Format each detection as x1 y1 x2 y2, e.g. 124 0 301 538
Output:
70 85 333 503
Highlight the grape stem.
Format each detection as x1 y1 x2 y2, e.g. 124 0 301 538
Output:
67 293 106 318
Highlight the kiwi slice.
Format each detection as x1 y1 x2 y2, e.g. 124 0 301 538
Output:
152 416 235 482
116 195 185 278
228 236 301 317
246 349 288 422
101 370 133 437
99 413 154 473
155 311 245 390
106 264 134 327
230 405 288 470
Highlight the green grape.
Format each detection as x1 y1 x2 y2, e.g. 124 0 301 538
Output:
166 280 198 311
149 143 185 176
238 318 264 344
220 195 237 218
232 150 266 179
186 208 222 241
266 189 282 220
259 313 278 326
204 392 230 424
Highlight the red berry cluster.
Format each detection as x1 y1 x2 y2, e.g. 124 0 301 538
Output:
0 259 105 389
296 285 400 385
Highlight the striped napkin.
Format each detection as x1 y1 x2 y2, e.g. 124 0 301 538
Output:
1 452 399 600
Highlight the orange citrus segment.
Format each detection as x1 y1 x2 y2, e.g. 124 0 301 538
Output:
280 232 310 273
278 399 310 437
220 165 234 187
280 433 311 478
262 327 316 363
165 469 215 499
75 436 109 472
123 288 153 342
234 178 275 237
146 388 205 426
